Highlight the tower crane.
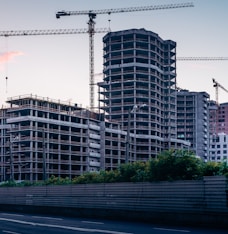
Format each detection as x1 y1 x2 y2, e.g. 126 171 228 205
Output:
56 2 194 110
212 78 228 105
176 58 228 92
0 27 109 108
210 78 228 136
0 28 108 37
1 27 227 109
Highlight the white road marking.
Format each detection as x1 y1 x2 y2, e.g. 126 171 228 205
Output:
82 220 104 225
1 213 24 217
154 227 190 233
3 231 21 234
32 215 63 221
0 218 133 234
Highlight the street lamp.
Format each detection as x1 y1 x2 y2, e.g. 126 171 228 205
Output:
125 104 147 164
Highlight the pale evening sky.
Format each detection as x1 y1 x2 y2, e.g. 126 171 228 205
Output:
0 0 227 108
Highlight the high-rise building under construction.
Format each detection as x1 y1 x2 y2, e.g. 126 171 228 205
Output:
98 29 188 161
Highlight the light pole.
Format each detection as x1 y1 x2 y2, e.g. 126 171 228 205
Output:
42 128 47 182
9 140 13 181
9 135 19 181
125 104 147 164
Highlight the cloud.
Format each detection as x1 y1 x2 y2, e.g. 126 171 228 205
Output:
0 51 24 64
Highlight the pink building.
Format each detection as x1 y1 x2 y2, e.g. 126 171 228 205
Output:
209 102 228 135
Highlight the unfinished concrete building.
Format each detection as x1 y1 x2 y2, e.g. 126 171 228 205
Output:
98 29 188 161
1 95 103 181
176 90 210 160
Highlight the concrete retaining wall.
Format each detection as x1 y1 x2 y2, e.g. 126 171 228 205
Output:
0 176 227 228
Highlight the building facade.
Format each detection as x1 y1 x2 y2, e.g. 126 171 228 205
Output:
98 28 188 161
209 102 228 135
0 95 129 182
208 102 228 163
0 108 10 181
176 90 210 160
0 95 102 181
209 133 228 164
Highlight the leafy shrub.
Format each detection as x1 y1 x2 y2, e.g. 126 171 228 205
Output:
45 175 71 185
118 161 149 182
202 161 228 177
148 149 203 181
202 161 221 176
1 150 228 187
72 172 103 184
100 170 121 183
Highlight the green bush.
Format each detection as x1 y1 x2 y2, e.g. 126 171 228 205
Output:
0 180 17 187
202 161 221 176
72 172 103 184
44 175 71 185
219 162 228 177
1 150 228 187
202 161 228 177
118 161 149 182
148 149 203 181
100 170 121 183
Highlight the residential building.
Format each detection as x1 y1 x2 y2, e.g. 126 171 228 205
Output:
209 133 228 164
176 90 209 160
208 102 228 163
209 102 228 135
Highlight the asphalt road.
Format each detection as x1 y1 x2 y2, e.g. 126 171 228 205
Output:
0 212 227 234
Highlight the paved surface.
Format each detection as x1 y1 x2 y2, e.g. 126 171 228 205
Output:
0 212 227 234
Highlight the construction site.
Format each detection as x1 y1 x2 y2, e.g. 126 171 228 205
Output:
0 2 228 182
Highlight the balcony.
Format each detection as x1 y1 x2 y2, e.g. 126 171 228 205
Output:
89 143 100 149
89 152 101 158
89 161 100 167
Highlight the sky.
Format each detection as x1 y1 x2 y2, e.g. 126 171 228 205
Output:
0 0 228 108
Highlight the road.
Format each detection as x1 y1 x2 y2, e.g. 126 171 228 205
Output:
0 212 227 234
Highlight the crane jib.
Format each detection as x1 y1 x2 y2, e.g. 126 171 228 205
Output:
0 28 109 37
61 2 194 16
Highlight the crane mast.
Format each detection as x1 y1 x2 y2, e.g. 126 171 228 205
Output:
212 78 228 105
211 78 228 136
56 2 194 110
88 13 97 110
